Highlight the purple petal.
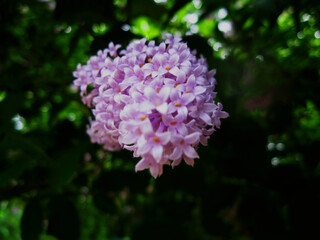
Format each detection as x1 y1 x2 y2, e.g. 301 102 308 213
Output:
176 124 188 135
140 119 153 134
176 71 187 83
195 86 206 95
179 50 190 62
199 112 212 125
119 131 138 145
156 103 168 114
151 71 159 78
167 103 177 114
180 61 192 75
170 88 180 101
152 145 163 162
158 42 166 53
187 74 196 84
138 141 151 155
159 86 170 101
169 54 179 66
168 66 180 76
114 94 121 104
200 135 209 146
207 69 216 78
135 158 150 171
103 88 113 97
185 132 201 144
171 158 182 167
157 132 171 145
169 147 183 160
183 156 195 166
183 145 199 159
203 103 217 112
220 111 229 118
171 133 182 145
153 53 164 66
150 164 162 178
139 101 154 112
131 92 146 102
120 94 131 104
181 93 195 105
177 107 188 120
144 86 156 99
157 67 167 76
162 113 173 126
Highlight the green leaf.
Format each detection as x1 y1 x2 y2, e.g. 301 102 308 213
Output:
131 16 162 39
20 198 43 240
47 197 80 240
0 134 50 188
47 148 81 192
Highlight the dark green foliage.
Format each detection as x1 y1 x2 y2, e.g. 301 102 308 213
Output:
47 197 80 240
20 198 43 240
0 0 320 239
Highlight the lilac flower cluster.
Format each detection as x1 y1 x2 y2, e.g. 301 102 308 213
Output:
73 34 228 178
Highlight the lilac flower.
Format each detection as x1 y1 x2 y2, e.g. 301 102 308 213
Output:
73 34 228 178
136 131 171 162
143 86 170 114
169 132 201 167
162 112 188 135
213 103 229 128
168 88 195 120
106 42 121 57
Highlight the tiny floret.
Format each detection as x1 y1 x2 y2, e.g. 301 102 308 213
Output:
73 34 228 178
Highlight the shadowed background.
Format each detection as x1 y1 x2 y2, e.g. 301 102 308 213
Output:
1 0 320 239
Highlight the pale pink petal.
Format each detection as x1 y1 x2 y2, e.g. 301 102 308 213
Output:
120 94 131 104
156 103 168 114
140 119 153 134
185 132 201 145
150 164 163 178
183 145 199 159
199 112 212 125
168 66 180 76
193 65 203 76
170 88 180 101
181 93 195 105
135 158 150 171
171 158 182 167
179 50 190 62
144 86 156 99
157 132 171 145
162 114 173 126
207 69 216 78
157 67 167 76
152 145 163 162
177 107 188 120
169 147 183 160
159 87 171 101
170 133 182 145
183 156 195 166
200 135 209 146
167 103 177 114
195 86 206 95
169 54 179 66
175 124 187 135
139 101 154 112
203 103 217 112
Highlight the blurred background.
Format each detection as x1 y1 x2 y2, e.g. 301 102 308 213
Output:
1 0 320 239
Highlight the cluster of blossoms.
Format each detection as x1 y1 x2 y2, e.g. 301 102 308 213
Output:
73 34 228 178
